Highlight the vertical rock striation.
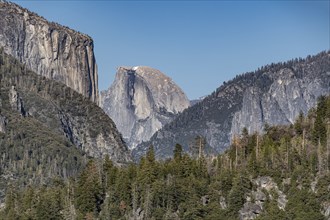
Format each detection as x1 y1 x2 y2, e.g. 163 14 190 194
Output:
100 66 190 149
231 67 329 136
0 1 98 102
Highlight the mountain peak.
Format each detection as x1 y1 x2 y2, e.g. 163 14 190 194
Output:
101 66 190 149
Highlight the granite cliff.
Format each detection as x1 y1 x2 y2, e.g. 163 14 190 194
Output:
0 1 98 102
134 51 330 160
100 66 190 149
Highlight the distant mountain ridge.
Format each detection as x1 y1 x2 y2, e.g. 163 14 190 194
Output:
100 66 190 149
134 51 330 160
190 95 207 106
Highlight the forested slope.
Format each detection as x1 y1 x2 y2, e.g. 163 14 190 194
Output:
2 95 329 219
0 48 131 203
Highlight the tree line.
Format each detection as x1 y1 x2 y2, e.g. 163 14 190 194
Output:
1 95 329 219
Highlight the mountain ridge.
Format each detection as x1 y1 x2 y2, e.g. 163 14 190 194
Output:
134 51 330 160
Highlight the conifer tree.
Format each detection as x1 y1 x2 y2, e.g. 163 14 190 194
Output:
174 144 183 162
75 160 104 217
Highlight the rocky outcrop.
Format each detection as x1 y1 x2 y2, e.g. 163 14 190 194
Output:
201 195 210 206
239 202 262 220
0 115 7 133
134 51 330 160
0 1 98 102
9 86 26 116
220 196 227 209
239 176 288 220
254 177 288 210
101 66 190 149
322 201 330 220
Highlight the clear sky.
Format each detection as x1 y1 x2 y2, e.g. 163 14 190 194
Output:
12 0 330 100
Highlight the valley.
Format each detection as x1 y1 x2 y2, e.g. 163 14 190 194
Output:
0 0 329 219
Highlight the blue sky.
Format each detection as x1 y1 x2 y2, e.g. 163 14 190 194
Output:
12 0 329 99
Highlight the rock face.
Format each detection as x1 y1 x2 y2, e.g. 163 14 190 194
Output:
100 66 190 149
9 86 26 116
134 51 330 160
0 115 7 133
322 201 330 220
230 67 329 137
239 176 288 220
0 1 98 102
